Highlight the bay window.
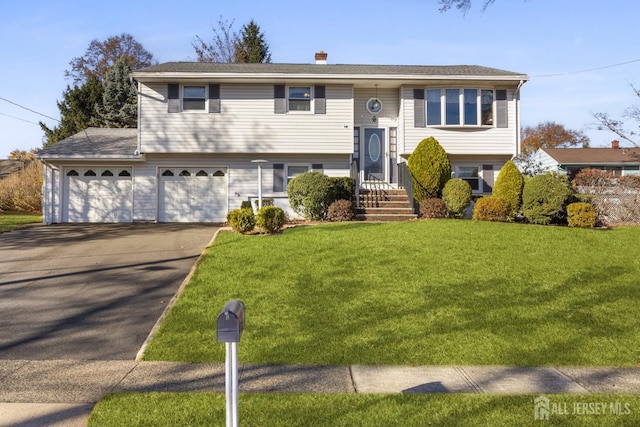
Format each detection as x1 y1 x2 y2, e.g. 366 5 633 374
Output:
424 88 496 127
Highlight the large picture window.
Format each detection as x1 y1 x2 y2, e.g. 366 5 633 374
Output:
425 88 495 127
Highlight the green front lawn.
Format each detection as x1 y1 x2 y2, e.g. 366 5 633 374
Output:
89 393 640 427
144 221 640 366
0 212 41 231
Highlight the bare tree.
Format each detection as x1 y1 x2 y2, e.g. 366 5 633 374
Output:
593 83 640 147
439 0 496 13
66 33 156 84
192 17 239 63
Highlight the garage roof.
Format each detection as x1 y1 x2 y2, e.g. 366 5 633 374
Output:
38 128 140 160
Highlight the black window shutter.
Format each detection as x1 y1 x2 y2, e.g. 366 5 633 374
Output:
413 89 425 128
311 163 324 173
168 84 180 113
274 85 286 114
496 90 508 128
273 164 284 192
209 84 220 113
482 164 494 193
314 85 326 114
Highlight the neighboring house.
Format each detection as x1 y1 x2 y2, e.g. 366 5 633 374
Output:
38 52 528 223
535 141 640 178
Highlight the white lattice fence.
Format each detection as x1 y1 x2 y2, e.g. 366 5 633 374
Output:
576 186 640 225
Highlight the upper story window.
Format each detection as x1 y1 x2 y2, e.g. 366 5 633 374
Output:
167 83 220 113
425 88 495 127
288 87 312 111
183 86 206 111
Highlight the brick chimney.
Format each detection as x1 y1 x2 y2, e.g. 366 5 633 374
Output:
315 50 327 64
612 140 620 149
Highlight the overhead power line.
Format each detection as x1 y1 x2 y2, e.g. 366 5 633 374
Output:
0 111 40 125
532 58 640 78
0 96 59 122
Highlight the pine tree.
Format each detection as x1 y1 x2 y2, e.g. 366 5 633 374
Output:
93 55 137 128
233 20 272 63
40 76 103 147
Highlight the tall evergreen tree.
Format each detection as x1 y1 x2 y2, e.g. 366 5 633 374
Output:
234 20 272 63
93 55 137 128
39 77 103 147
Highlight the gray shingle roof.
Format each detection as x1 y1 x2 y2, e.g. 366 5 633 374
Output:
38 128 138 159
133 62 527 79
543 147 640 164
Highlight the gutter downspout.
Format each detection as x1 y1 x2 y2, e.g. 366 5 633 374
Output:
514 79 526 157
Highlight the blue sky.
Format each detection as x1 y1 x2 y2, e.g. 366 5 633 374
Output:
1 0 639 158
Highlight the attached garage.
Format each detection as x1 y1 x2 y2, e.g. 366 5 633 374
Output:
63 167 133 223
158 167 228 222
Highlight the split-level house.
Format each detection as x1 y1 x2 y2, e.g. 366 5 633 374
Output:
39 52 528 223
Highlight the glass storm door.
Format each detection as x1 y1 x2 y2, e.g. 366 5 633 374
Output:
363 128 386 182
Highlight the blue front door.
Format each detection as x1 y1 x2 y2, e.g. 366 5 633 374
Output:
363 128 386 182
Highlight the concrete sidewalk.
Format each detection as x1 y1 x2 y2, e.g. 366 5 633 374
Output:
1 360 639 426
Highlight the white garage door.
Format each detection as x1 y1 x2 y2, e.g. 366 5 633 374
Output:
63 167 133 223
158 167 228 222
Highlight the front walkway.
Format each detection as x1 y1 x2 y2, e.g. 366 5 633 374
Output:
1 360 639 426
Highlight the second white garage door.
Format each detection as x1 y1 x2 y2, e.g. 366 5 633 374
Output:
158 167 228 222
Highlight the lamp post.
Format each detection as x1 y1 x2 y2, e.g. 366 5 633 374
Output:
251 160 268 210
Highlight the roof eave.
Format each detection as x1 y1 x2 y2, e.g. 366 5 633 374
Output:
38 154 145 161
132 71 529 83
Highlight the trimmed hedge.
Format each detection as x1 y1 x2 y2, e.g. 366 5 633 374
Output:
256 206 286 234
442 178 472 218
522 173 572 225
227 208 255 233
330 177 355 202
326 199 356 222
287 172 336 220
567 202 598 228
473 196 509 222
493 160 524 217
419 198 448 219
407 137 451 202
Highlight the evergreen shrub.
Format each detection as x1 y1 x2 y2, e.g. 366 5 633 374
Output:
330 177 355 201
227 208 255 233
473 196 509 222
419 198 448 219
493 160 524 217
407 137 451 203
326 199 356 221
287 172 336 220
256 206 286 234
567 202 598 228
442 178 472 218
522 173 572 225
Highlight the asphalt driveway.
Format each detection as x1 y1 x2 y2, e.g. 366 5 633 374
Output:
0 223 218 360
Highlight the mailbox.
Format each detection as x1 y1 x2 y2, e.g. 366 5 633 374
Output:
217 299 245 343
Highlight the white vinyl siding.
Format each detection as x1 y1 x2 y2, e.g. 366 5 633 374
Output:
139 83 353 154
401 86 519 156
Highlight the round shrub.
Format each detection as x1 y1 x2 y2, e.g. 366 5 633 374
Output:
240 200 253 210
226 208 255 233
287 172 336 220
493 160 524 217
442 178 472 218
567 202 597 228
419 198 448 219
473 196 509 222
522 173 572 225
407 137 451 203
256 206 286 234
327 199 356 221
